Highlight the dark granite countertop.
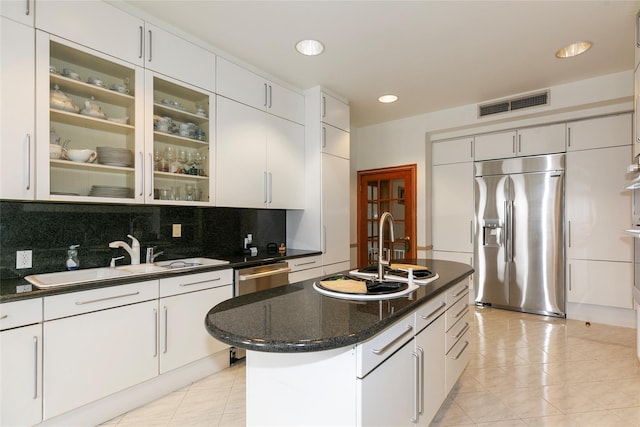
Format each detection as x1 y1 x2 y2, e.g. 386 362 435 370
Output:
0 249 321 303
205 259 474 353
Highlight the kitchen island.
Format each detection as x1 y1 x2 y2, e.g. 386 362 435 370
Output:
205 259 474 426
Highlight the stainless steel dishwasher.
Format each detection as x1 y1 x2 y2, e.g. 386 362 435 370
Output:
233 261 291 296
231 261 291 362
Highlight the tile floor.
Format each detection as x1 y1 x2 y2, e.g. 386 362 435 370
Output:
103 307 640 427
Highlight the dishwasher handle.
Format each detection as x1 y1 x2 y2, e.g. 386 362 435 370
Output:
238 267 291 281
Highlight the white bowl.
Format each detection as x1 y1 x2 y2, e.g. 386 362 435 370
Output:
67 149 97 163
49 144 63 159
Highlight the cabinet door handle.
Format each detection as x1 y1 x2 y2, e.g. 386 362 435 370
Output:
25 134 31 191
453 305 469 319
322 126 327 148
452 340 469 360
371 325 413 355
163 306 168 354
417 346 424 416
75 291 140 305
139 26 143 59
33 336 38 399
0 314 7 320
420 301 446 319
148 30 152 62
567 127 571 147
452 322 470 340
147 153 153 197
263 171 268 204
322 226 327 253
268 172 273 204
153 308 158 357
470 220 473 244
264 83 268 107
179 277 221 287
568 263 572 291
268 84 272 108
452 285 469 298
25 0 30 15
568 220 571 247
412 351 419 423
322 95 326 118
470 139 473 159
512 135 516 153
139 151 144 197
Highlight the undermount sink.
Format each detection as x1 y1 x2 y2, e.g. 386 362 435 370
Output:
153 257 229 269
25 257 230 289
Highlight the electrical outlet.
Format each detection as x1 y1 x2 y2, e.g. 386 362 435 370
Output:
172 224 182 238
16 250 32 269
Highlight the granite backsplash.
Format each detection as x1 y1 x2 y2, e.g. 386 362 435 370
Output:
0 201 285 280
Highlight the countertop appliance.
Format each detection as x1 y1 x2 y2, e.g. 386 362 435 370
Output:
231 260 291 361
474 153 565 317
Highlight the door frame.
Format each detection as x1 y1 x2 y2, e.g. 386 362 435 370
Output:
356 164 417 267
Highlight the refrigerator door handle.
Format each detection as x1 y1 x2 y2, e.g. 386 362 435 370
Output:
504 201 509 262
505 200 514 262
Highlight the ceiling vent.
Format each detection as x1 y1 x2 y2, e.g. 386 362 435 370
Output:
478 90 549 118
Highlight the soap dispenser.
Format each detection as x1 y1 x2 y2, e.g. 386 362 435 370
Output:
66 245 80 270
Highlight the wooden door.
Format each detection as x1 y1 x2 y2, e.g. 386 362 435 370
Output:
357 165 416 267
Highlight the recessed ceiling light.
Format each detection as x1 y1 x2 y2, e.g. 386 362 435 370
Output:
555 41 592 59
295 39 324 56
378 94 398 104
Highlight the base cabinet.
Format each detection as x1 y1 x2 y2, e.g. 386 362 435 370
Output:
0 323 42 426
43 299 158 419
415 315 445 424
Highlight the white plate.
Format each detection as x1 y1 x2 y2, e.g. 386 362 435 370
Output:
312 282 419 301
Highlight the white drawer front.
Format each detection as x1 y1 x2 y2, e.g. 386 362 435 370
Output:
445 327 471 393
415 293 447 332
289 255 322 272
445 296 470 332
160 269 233 298
356 313 415 378
446 311 471 353
0 298 42 330
446 282 470 306
44 281 159 320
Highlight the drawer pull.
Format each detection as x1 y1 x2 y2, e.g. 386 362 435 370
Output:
451 285 469 298
294 260 317 267
179 277 221 287
372 325 413 355
420 301 446 319
452 340 469 360
75 291 140 305
33 336 38 399
0 314 7 320
452 322 470 339
453 306 469 319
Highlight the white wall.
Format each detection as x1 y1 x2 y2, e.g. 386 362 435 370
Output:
351 70 633 259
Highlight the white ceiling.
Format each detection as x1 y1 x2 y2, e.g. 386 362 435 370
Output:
122 0 640 128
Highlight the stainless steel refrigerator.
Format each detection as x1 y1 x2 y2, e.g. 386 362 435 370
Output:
474 153 565 317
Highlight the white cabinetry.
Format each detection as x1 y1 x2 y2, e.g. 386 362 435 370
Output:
35 0 145 66
0 0 34 26
322 151 350 271
43 281 159 419
288 255 323 282
144 23 215 93
216 96 304 209
0 298 42 427
566 115 633 310
474 123 565 161
634 65 640 158
158 270 232 373
433 137 474 165
35 32 144 202
0 16 35 200
216 56 304 124
144 72 214 205
566 114 632 151
322 92 350 132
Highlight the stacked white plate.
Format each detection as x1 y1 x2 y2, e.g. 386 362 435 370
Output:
96 147 133 167
88 185 132 198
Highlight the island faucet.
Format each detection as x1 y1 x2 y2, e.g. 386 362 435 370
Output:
378 211 395 281
109 234 140 265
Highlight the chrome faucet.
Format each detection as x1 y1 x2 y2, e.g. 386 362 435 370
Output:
146 247 164 264
378 212 395 281
108 234 140 265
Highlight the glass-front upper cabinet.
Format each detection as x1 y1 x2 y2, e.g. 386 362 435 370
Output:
36 32 144 202
144 73 213 205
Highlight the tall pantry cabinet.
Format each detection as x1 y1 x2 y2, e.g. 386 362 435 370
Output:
287 87 351 275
